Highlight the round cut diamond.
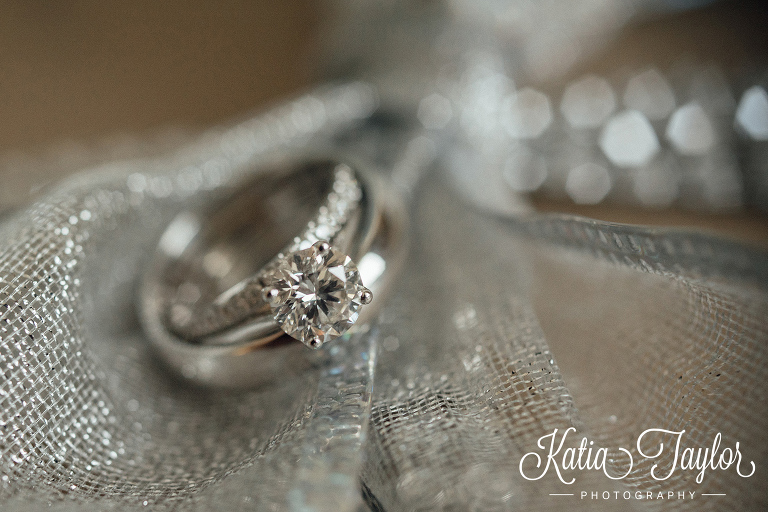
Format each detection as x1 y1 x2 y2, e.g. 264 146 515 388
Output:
262 242 368 348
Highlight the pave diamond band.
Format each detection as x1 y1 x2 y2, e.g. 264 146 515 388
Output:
165 164 368 348
139 155 406 388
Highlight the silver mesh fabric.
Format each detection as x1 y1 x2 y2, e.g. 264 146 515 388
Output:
0 85 381 511
1 82 767 512
367 187 768 510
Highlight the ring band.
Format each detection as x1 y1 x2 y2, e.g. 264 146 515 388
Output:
139 155 407 388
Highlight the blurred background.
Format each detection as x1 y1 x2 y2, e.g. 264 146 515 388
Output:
0 0 766 245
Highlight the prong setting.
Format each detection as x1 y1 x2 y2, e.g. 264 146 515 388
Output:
261 242 368 348
261 287 279 304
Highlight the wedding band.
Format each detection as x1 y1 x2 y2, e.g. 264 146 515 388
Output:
139 155 407 388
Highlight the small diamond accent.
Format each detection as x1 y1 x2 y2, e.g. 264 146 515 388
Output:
262 241 370 348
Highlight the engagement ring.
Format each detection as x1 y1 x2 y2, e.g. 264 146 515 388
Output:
139 155 406 388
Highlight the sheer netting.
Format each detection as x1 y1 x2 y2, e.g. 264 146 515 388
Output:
0 83 765 511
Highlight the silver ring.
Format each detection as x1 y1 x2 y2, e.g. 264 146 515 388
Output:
139 155 407 388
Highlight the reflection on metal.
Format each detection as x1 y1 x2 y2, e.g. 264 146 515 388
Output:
561 75 617 129
666 102 716 156
599 110 660 168
623 68 676 121
502 88 552 139
503 144 548 192
566 162 612 204
736 86 768 141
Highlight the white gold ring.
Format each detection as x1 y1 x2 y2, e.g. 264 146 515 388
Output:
139 155 407 388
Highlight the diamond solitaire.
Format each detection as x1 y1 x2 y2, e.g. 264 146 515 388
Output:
261 241 372 348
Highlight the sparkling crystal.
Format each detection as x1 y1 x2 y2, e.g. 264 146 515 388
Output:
263 242 367 348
